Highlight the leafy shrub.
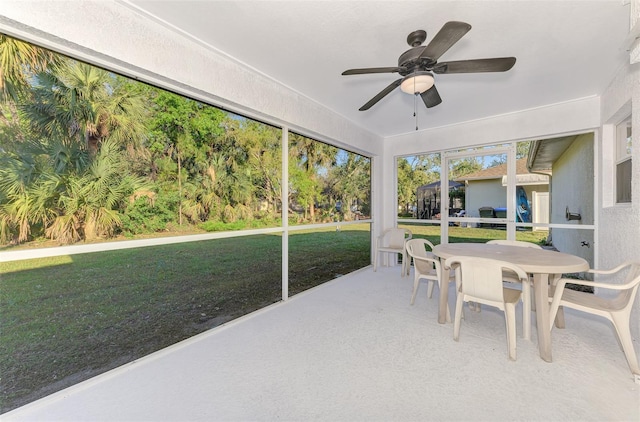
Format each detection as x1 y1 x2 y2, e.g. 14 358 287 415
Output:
236 204 253 221
121 195 176 234
222 204 237 223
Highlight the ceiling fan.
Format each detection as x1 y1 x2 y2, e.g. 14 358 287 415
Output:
342 21 516 111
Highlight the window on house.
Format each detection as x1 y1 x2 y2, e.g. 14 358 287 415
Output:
616 116 632 203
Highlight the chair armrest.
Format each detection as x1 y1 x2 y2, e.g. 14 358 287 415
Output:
376 232 390 247
554 277 639 291
587 261 637 276
411 255 440 268
499 262 529 283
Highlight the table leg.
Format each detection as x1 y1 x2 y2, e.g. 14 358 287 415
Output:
549 274 566 329
533 273 552 362
438 260 449 324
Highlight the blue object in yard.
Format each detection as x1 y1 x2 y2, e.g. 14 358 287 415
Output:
494 207 507 218
516 186 531 223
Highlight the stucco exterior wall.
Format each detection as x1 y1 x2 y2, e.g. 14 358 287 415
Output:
599 64 640 266
599 61 640 343
464 182 549 221
549 133 594 266
465 180 506 218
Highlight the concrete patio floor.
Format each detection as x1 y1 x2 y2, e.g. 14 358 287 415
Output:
3 265 639 421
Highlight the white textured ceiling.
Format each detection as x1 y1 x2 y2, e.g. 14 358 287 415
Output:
125 1 630 138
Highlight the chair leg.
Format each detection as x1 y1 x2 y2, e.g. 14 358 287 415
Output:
554 306 566 329
401 251 407 277
611 314 640 375
373 249 378 272
426 280 435 299
522 280 531 341
505 302 518 361
530 279 536 312
453 294 464 341
410 274 420 305
439 278 452 322
548 274 566 329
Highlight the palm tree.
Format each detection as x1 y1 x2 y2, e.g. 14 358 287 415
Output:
327 153 370 219
0 34 60 103
289 133 337 221
232 118 282 216
21 60 148 155
0 138 87 243
1 54 150 243
45 139 148 242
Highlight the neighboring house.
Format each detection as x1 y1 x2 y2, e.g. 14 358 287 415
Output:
527 133 595 267
456 158 550 226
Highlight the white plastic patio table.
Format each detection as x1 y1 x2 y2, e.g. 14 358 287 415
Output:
432 242 589 362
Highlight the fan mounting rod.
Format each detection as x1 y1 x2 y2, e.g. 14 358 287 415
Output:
406 30 426 47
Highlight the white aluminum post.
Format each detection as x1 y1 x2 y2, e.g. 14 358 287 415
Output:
281 128 289 301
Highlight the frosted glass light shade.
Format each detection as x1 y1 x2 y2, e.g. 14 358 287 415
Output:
400 73 434 94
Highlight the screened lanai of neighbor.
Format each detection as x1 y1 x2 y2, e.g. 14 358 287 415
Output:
0 1 639 420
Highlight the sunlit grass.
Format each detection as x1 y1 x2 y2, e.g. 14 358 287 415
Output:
1 255 74 273
397 222 548 245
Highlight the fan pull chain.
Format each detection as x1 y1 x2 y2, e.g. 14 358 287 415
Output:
413 76 418 131
414 94 419 131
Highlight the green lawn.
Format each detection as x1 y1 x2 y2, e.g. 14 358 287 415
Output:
0 223 546 412
0 226 370 412
397 222 549 245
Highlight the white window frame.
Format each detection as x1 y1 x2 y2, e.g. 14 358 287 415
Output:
615 116 632 204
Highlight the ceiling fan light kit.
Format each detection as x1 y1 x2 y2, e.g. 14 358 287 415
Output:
400 72 434 94
342 21 516 113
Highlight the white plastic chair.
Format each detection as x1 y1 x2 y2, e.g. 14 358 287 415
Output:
548 261 640 376
405 239 455 319
486 239 542 340
373 228 412 276
445 256 529 361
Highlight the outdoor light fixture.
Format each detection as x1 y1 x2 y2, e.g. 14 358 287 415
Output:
400 71 435 94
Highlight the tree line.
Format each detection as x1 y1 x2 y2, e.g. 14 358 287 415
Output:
0 35 370 245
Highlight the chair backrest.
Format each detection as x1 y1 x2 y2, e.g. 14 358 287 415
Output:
445 256 528 303
486 239 542 249
405 238 436 274
624 263 640 284
615 263 640 310
381 228 411 249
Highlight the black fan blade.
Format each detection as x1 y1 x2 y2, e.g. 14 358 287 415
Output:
420 85 442 108
342 67 404 75
420 21 472 61
434 57 516 74
359 79 403 111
